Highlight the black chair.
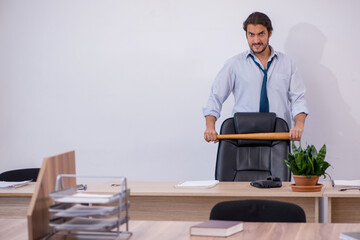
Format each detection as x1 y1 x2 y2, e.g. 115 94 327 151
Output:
215 112 290 181
210 199 306 222
0 168 40 182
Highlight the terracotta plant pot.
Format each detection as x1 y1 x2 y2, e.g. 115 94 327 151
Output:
293 175 320 186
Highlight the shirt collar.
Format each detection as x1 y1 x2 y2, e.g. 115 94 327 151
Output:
246 46 277 60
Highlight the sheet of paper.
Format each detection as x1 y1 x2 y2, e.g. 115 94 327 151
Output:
175 180 219 188
333 180 360 187
71 193 115 198
55 193 119 204
55 205 118 217
0 180 32 188
51 217 121 231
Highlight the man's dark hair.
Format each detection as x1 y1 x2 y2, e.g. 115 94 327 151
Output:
243 12 273 33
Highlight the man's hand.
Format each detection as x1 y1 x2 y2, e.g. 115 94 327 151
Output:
289 113 307 141
204 115 219 143
204 128 219 143
289 126 303 141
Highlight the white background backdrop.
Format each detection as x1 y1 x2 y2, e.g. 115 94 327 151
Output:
1 0 359 181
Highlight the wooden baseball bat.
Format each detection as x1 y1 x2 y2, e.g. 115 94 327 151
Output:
217 132 290 140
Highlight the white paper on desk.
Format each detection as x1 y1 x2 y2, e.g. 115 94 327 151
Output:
175 180 219 188
0 180 32 188
55 193 119 204
51 217 121 231
55 205 118 217
333 180 360 187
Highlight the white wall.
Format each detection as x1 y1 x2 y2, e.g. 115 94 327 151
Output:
0 0 359 181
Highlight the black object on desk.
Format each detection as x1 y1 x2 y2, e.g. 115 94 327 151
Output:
250 176 282 188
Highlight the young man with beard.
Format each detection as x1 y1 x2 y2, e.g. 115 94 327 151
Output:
203 12 308 143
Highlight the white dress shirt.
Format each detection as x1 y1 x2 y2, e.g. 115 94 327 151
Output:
202 48 308 127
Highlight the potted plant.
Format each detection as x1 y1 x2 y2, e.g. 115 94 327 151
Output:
284 142 331 191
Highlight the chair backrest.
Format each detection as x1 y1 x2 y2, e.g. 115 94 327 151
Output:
0 168 40 182
210 199 306 222
215 112 290 181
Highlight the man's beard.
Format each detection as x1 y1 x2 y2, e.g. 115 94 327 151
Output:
251 41 269 54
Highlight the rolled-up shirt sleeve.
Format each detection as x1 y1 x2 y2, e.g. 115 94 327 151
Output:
202 61 235 119
289 60 309 119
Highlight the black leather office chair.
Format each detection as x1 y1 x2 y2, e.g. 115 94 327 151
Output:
215 112 290 181
210 199 306 222
0 168 40 182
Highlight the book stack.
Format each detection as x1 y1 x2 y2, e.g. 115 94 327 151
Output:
190 220 243 237
340 232 360 240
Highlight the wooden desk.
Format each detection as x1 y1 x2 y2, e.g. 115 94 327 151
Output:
0 183 35 218
4 182 360 224
324 186 360 223
2 218 360 240
0 181 325 222
85 181 323 223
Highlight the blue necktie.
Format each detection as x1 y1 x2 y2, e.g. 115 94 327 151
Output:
250 55 273 112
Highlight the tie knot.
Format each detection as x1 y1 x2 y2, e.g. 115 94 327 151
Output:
249 54 273 73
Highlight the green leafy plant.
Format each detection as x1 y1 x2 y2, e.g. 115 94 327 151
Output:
284 142 331 178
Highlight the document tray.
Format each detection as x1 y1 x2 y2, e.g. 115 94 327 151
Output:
50 188 121 204
54 205 119 218
50 216 126 231
48 175 131 239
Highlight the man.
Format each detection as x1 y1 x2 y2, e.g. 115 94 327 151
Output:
203 12 308 143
